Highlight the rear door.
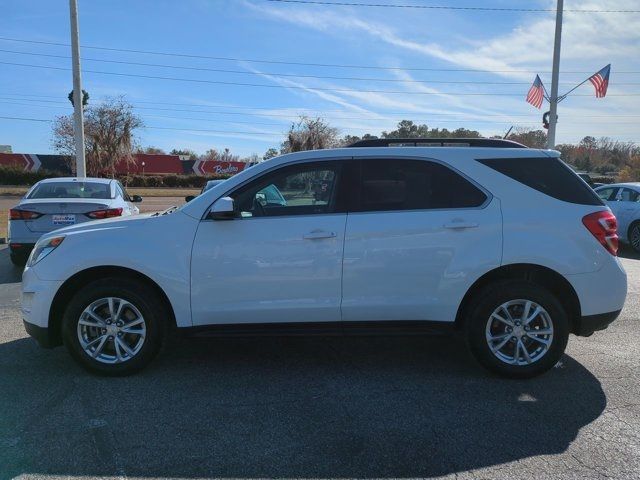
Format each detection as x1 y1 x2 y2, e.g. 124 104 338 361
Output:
341 157 502 323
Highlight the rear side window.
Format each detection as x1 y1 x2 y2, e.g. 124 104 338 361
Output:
477 157 603 206
355 159 487 212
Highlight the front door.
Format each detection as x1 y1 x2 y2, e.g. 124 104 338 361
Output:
190 160 347 326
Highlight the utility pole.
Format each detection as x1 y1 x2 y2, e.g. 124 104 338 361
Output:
69 0 86 177
547 0 563 149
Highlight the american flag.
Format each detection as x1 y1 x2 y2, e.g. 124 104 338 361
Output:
526 75 545 109
588 64 611 98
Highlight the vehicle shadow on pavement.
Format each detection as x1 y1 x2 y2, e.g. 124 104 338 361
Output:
618 245 640 261
0 333 606 479
0 247 22 284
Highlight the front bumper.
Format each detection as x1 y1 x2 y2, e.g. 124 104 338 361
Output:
575 310 622 337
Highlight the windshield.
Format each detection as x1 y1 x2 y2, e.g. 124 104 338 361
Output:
27 181 112 200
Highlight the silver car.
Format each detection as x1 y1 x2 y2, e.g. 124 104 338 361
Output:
8 177 142 265
595 182 640 253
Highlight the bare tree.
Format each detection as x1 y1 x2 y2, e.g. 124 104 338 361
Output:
51 96 143 176
281 117 339 153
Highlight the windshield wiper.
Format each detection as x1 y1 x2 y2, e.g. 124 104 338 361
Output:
152 206 178 216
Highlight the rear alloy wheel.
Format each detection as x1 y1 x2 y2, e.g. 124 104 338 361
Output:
466 281 569 378
485 300 554 366
629 222 640 253
62 277 167 375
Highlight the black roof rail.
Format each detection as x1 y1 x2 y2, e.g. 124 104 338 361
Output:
346 138 528 148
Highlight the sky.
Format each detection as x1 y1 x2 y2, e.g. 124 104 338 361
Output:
1 0 639 157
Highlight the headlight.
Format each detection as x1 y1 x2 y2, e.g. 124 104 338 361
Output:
27 236 65 267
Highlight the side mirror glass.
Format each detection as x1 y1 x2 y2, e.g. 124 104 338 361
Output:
208 196 238 220
185 195 196 203
130 195 143 203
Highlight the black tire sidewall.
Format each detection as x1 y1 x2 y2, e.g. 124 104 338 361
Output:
62 277 167 376
466 281 569 379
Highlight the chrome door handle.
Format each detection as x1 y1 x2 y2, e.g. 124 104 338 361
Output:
443 222 479 229
303 231 336 240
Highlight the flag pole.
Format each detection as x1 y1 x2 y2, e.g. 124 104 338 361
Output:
558 77 592 102
547 0 563 149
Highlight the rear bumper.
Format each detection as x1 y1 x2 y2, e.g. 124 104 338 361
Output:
23 320 55 348
575 310 622 337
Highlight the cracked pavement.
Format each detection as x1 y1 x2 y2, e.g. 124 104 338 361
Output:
0 245 638 479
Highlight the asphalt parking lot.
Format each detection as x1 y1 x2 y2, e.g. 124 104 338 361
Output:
0 246 638 480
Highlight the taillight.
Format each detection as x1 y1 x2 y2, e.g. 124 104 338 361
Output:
85 207 123 219
582 211 618 256
9 209 43 220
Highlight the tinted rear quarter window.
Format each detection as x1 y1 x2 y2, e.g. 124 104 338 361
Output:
477 156 603 206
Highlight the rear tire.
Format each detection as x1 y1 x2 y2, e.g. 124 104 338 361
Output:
61 277 168 376
465 280 569 379
628 221 640 254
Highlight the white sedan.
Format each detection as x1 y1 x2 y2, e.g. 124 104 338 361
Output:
8 177 142 265
595 183 640 253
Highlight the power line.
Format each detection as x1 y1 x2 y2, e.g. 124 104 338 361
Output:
3 60 640 97
0 115 52 123
3 96 640 122
0 115 637 141
2 48 639 86
266 0 640 13
4 100 640 127
1 36 638 75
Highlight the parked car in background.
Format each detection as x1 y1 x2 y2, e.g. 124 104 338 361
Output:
21 139 627 378
577 173 604 189
185 179 226 202
8 177 142 265
595 183 640 253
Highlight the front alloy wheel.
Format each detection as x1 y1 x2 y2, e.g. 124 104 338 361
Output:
78 297 147 364
62 277 167 375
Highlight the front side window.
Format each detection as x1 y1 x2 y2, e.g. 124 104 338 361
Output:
355 159 487 212
231 162 341 217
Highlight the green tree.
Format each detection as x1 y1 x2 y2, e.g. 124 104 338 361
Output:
263 147 279 160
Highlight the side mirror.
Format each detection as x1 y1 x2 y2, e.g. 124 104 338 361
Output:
130 195 143 203
208 196 238 220
185 195 196 203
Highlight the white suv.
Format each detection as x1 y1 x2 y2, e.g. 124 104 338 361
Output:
21 139 627 378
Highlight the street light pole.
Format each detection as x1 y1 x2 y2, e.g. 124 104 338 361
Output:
69 0 86 177
547 0 564 149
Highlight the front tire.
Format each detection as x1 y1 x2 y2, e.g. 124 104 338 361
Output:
61 277 168 376
465 281 569 379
